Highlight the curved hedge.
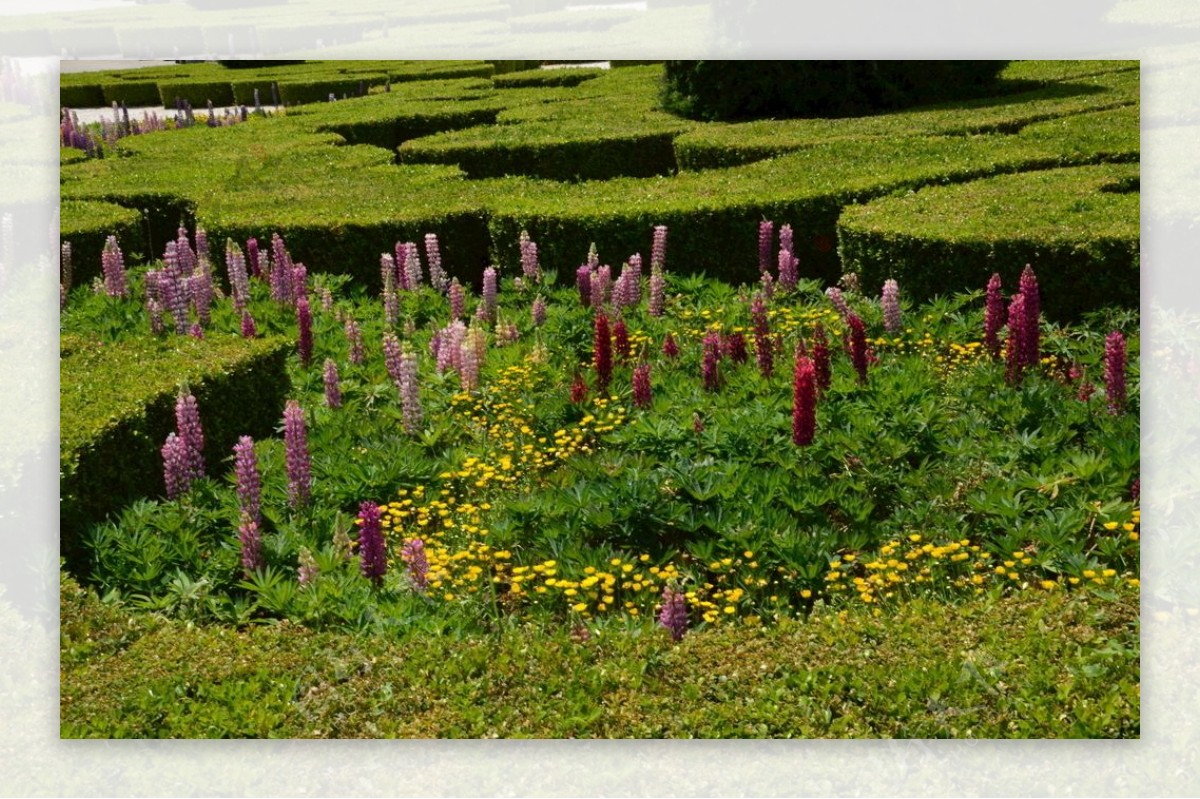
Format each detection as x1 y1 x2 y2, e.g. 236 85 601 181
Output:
60 82 106 109
837 163 1140 321
493 67 605 88
60 200 146 286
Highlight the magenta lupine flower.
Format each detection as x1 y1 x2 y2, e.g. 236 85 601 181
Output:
161 267 189 335
519 230 540 283
812 324 831 392
1078 379 1096 403
383 331 403 385
592 264 612 307
1105 330 1127 415
233 435 261 525
225 240 250 308
532 295 547 327
188 322 204 339
570 372 589 404
448 278 465 320
633 362 652 409
651 225 667 272
246 237 261 278
399 346 422 434
161 432 191 500
576 264 593 307
662 331 680 360
1005 293 1027 384
101 235 128 298
649 263 666 317
436 320 467 374
723 331 749 365
297 546 318 587
777 247 798 292
658 585 688 641
613 317 631 362
291 264 308 303
323 358 342 408
425 233 448 292
270 233 292 303
793 354 817 446
780 223 794 261
240 309 257 339
881 279 902 333
296 295 314 367
175 391 205 480
984 273 1004 360
404 241 422 290
401 537 430 591
60 241 73 294
702 328 723 392
357 501 387 587
458 336 480 391
757 220 774 274
1019 265 1041 369
594 311 613 393
345 317 364 365
612 272 631 311
751 293 773 379
826 286 851 320
283 400 311 508
482 265 498 321
238 516 263 575
847 313 869 385
393 240 409 290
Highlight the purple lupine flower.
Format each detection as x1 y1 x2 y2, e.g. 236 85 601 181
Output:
297 546 318 587
225 240 250 309
702 328 723 392
613 317 631 362
1019 265 1041 370
188 322 204 340
246 237 261 278
576 264 593 307
345 317 364 364
623 254 642 307
382 266 399 330
593 311 613 394
751 292 773 379
984 273 1004 360
191 257 213 327
658 585 688 642
291 263 307 304
482 265 498 322
383 331 403 385
380 252 397 296
662 331 680 360
723 331 748 365
812 323 831 392
633 362 652 409
296 295 314 367
532 295 547 327
591 264 612 308
60 241 73 294
398 346 423 434
270 233 292 303
175 391 205 480
401 537 430 592
233 435 261 525
777 246 798 292
194 228 209 265
240 309 257 339
612 272 631 312
847 313 869 385
436 320 467 374
449 278 466 320
1105 330 1127 415
393 241 409 290
238 516 263 575
425 233 448 292
1005 293 1027 384
881 279 902 334
101 235 127 298
519 230 540 283
146 297 165 335
826 286 851 320
161 432 191 500
283 400 311 508
403 241 422 290
780 224 794 262
793 354 817 446
323 358 342 409
357 501 387 587
757 220 774 274
649 263 666 317
651 225 667 271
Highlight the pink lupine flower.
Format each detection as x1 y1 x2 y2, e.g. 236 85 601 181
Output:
225 240 250 308
403 241 422 290
401 537 430 592
323 359 342 408
233 435 261 525
651 225 667 271
1019 265 1041 369
984 273 1004 360
881 279 901 333
101 235 127 298
1005 293 1027 384
702 328 723 392
161 432 191 500
345 317 364 364
519 230 540 283
847 313 868 385
760 270 774 301
399 346 422 434
593 311 613 393
283 400 311 508
238 516 263 576
532 295 547 327
649 263 666 317
1105 330 1127 415
188 322 204 340
383 331 403 385
624 254 642 307
426 233 448 292
576 265 593 307
240 309 257 339
591 264 611 307
658 585 688 641
357 501 387 587
482 265 498 321
633 362 652 409
779 224 794 261
758 220 774 274
826 286 851 320
793 354 817 446
777 247 798 292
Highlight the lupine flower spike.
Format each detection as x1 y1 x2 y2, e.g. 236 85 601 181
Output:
357 501 387 587
983 273 1004 360
881 279 902 333
793 354 817 446
593 311 613 393
1105 330 1127 415
283 400 311 508
633 362 652 409
659 585 688 641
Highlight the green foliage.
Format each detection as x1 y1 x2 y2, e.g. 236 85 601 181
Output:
60 200 146 284
157 79 236 108
60 82 106 108
493 68 605 89
100 81 163 108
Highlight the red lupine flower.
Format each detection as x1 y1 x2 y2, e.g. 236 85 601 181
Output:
593 311 613 393
702 328 722 392
846 313 868 385
1019 265 1041 369
1105 330 1127 415
662 332 680 360
633 362 652 409
613 317 631 362
570 371 589 404
984 273 1004 360
792 354 817 446
1005 293 1026 384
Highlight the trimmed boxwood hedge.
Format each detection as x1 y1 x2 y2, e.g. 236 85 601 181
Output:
156 79 236 109
100 81 164 108
493 68 605 88
60 333 292 569
60 200 146 286
60 82 106 109
277 75 389 105
837 163 1140 322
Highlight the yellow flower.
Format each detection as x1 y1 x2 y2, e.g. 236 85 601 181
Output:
572 602 588 613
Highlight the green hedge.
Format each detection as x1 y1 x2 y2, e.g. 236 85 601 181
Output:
493 68 605 88
156 79 236 109
837 163 1139 322
277 75 389 105
60 82 106 109
60 334 292 568
100 81 163 108
60 200 146 286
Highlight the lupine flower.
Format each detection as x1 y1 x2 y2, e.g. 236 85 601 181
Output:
576 264 593 307
633 362 652 409
382 267 399 330
777 246 798 292
291 263 308 303
436 320 467 374
1078 379 1096 403
380 252 396 293
623 254 643 307
383 331 403 385
425 233 448 292
175 391 205 480
881 279 902 333
270 233 292 303
648 263 666 317
320 287 333 313
1130 477 1140 503
246 237 261 277
760 270 774 300
297 546 319 587
613 317 631 362
238 516 264 575
812 323 831 392
662 331 680 360
692 412 705 434
60 241 73 294
702 328 723 392
757 220 774 274
519 230 540 283
847 313 869 385
393 241 409 290
323 359 342 408
101 235 127 298
570 371 589 404
161 432 191 500
283 400 311 508
1019 265 1041 369
723 332 749 365
399 347 422 434
751 292 773 379
482 265 498 321
587 242 600 270
532 295 547 327
458 333 480 391
826 286 851 320
188 322 204 340
403 241 422 289
233 435 261 524
592 264 612 307
1105 330 1127 415
793 354 817 446
225 240 250 308
612 272 631 311
238 309 256 339
401 537 430 591
344 317 364 364
145 296 165 335
593 311 613 393
651 225 667 270
658 585 688 642
357 500 387 586
779 224 794 261
295 295 314 367
1005 293 1027 384
448 278 466 320
984 273 1004 360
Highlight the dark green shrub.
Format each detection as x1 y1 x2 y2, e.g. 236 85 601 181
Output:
156 80 236 109
60 82 106 109
661 60 1009 121
60 200 146 284
100 81 163 108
